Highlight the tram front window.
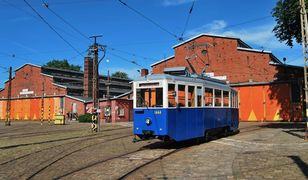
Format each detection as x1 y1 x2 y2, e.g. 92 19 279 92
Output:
136 88 163 108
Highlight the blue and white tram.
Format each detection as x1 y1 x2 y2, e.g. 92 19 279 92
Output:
133 74 239 142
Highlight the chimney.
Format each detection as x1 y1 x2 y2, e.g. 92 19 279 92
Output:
83 57 93 97
140 68 149 77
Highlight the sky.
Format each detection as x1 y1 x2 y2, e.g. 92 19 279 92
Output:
0 0 303 88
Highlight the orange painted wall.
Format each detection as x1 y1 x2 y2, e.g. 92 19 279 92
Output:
0 97 62 121
234 84 302 121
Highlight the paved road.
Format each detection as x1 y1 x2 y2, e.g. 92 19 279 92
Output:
0 121 307 179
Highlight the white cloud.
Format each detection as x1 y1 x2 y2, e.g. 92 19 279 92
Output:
162 0 196 6
185 20 289 50
186 20 227 36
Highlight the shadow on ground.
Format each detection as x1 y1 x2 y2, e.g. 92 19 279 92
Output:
289 156 308 178
259 122 307 139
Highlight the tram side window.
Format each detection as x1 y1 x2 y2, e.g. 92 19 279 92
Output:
235 92 239 108
204 88 213 106
178 85 185 107
188 86 195 107
223 91 229 107
197 86 202 107
231 91 234 108
215 89 222 107
168 84 176 107
136 88 163 108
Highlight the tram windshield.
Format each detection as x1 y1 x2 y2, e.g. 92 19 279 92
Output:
136 88 163 108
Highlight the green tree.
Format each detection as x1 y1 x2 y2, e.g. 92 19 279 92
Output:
272 0 307 47
44 59 81 72
111 71 129 79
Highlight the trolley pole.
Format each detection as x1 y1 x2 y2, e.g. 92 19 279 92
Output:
5 67 12 126
89 35 106 132
299 0 308 140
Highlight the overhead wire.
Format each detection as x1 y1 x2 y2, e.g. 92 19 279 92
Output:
179 0 195 41
118 0 180 40
107 46 156 61
2 0 83 42
108 52 145 68
223 15 272 30
23 0 84 57
40 0 152 66
41 0 91 43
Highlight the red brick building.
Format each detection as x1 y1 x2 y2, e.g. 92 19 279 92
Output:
151 34 304 121
0 57 133 122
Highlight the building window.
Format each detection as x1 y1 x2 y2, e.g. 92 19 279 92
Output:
188 86 195 107
204 88 213 106
215 89 222 107
117 107 125 116
223 91 229 107
178 85 185 107
168 84 176 107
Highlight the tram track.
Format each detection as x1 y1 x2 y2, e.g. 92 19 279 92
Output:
24 133 134 180
0 127 131 150
116 125 266 179
54 140 198 179
0 126 130 140
0 128 132 166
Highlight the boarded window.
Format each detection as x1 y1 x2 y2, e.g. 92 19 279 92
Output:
223 91 229 107
197 86 202 107
178 85 185 107
204 88 213 106
188 86 195 107
168 84 176 107
215 89 222 107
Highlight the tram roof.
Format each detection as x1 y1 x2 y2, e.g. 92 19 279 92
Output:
134 74 230 88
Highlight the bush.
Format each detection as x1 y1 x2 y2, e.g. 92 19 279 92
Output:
78 113 92 123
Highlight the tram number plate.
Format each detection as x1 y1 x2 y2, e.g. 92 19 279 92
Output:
154 110 162 115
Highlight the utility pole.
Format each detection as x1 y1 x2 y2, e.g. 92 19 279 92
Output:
5 67 12 126
41 81 45 126
89 35 106 132
299 0 308 140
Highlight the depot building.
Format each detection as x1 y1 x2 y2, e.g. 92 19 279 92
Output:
0 57 133 122
150 34 304 121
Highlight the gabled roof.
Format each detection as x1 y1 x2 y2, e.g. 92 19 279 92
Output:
172 33 251 49
151 33 282 67
151 55 174 67
15 63 41 72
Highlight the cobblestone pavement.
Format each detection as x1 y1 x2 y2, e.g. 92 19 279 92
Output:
0 121 307 179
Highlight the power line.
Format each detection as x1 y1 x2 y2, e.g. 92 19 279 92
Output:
180 0 195 41
118 0 180 40
224 15 272 30
41 0 91 42
2 0 83 42
23 0 84 57
107 46 156 61
108 52 145 68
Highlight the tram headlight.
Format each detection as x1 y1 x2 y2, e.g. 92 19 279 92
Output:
145 118 151 126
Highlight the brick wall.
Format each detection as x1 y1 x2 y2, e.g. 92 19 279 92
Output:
152 35 279 84
0 64 66 98
64 97 85 116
